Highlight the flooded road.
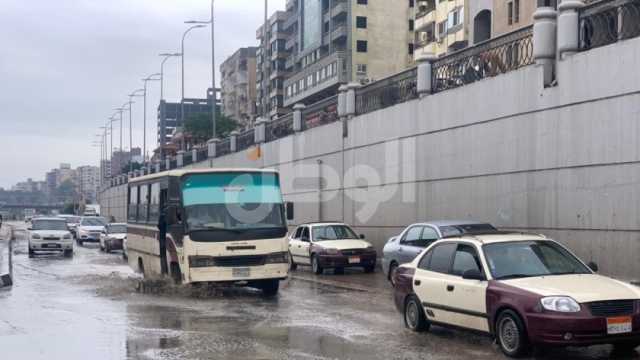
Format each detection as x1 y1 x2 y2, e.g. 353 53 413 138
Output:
1 224 638 360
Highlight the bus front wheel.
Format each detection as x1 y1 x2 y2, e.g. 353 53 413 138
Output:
258 279 279 296
170 263 182 285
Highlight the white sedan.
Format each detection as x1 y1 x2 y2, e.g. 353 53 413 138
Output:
28 217 73 258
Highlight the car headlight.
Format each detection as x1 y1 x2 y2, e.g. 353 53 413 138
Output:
322 248 340 255
265 252 289 264
63 234 71 240
32 234 41 239
541 296 581 313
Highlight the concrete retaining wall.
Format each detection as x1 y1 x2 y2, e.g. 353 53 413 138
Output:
101 37 640 280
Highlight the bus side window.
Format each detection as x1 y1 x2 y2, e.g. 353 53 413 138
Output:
149 182 160 224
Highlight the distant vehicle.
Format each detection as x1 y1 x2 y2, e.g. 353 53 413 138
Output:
382 221 497 284
288 222 377 274
394 232 640 357
83 204 100 217
99 223 127 253
126 169 292 296
24 208 36 222
57 215 81 238
76 217 108 246
28 217 73 258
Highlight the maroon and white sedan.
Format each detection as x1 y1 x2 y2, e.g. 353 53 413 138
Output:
393 232 640 357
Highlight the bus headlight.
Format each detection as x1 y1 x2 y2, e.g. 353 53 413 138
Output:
32 234 41 240
189 256 216 268
265 252 289 264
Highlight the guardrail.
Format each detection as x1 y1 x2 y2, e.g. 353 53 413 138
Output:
237 129 256 151
579 0 640 51
216 138 232 157
266 114 294 142
432 25 533 93
355 68 418 116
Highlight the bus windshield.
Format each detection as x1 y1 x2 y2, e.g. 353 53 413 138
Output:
181 172 286 238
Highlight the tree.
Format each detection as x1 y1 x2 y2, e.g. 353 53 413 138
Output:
184 112 240 144
121 161 143 174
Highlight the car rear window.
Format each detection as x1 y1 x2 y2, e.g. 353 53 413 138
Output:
32 220 68 231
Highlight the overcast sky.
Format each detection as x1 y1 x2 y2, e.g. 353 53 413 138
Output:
0 0 285 189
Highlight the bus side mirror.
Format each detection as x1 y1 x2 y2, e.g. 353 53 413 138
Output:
286 202 295 221
588 261 599 273
166 206 178 225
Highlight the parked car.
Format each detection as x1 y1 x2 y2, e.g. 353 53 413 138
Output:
382 221 497 284
58 215 81 238
289 222 377 274
393 232 640 357
28 217 73 258
99 223 127 253
76 217 108 246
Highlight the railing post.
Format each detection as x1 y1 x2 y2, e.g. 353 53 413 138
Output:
345 82 359 118
293 103 306 132
165 157 171 170
207 138 219 158
417 53 437 96
192 149 198 163
230 131 240 152
557 0 584 59
337 84 348 120
176 150 185 167
255 118 267 144
533 7 558 86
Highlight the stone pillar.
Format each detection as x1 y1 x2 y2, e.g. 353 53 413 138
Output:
345 82 359 118
337 85 348 120
207 138 219 158
255 118 267 144
176 151 185 167
558 0 584 59
192 149 198 163
165 158 171 170
230 131 240 152
155 161 161 173
417 53 437 96
533 7 558 86
293 103 306 132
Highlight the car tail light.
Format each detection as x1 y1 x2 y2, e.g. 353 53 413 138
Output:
265 252 289 264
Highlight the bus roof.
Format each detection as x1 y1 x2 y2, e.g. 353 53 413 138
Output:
129 168 279 184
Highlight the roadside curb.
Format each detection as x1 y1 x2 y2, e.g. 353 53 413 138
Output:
0 225 14 288
289 274 373 293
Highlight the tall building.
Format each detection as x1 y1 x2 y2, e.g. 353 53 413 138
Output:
110 148 141 177
220 47 258 127
76 165 100 203
157 88 219 148
281 0 415 108
256 11 291 119
492 0 555 38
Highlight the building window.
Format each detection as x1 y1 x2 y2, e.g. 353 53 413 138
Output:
409 0 414 7
408 43 414 55
356 40 368 52
438 20 447 38
508 1 514 25
356 16 367 29
409 19 414 31
514 0 520 23
356 64 367 75
357 0 368 4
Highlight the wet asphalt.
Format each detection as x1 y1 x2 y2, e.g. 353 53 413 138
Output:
0 223 639 360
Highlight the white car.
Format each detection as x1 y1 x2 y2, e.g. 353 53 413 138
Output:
76 217 107 246
288 222 377 274
99 223 127 253
28 217 73 258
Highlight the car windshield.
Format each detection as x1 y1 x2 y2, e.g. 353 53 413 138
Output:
32 220 68 231
439 223 496 237
483 241 591 280
81 217 107 226
108 225 127 233
312 225 359 241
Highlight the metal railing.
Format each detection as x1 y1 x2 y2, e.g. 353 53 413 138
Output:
432 25 534 93
355 67 418 116
579 0 640 51
216 139 231 157
266 114 294 142
196 148 208 162
303 95 339 130
237 129 256 151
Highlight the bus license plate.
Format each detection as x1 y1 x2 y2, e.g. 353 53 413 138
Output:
348 256 360 264
232 267 250 278
607 317 632 334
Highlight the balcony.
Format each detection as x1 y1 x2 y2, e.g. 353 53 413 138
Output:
331 25 348 42
286 0 297 11
283 51 347 107
331 0 348 18
283 12 298 30
271 49 289 60
415 9 436 32
286 35 297 51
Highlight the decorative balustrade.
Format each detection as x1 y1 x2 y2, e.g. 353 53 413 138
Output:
580 0 640 50
216 139 232 157
302 95 339 130
432 25 533 93
237 129 256 151
355 68 418 116
265 114 294 142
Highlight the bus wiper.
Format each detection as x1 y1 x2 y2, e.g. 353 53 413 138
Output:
496 274 535 280
190 226 243 233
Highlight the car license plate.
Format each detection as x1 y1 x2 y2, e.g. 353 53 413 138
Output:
43 244 60 249
607 317 632 334
348 256 360 264
232 267 250 278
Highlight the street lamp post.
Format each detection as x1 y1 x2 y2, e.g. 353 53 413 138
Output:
180 24 206 150
129 90 144 171
142 74 161 164
158 53 181 160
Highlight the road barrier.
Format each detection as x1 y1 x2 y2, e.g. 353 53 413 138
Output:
0 225 13 288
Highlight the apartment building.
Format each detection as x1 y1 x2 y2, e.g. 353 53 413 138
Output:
76 165 100 202
279 0 415 108
256 11 290 119
157 88 217 147
414 0 493 59
220 47 258 127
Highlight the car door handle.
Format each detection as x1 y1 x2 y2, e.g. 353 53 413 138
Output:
447 285 455 292
414 280 421 286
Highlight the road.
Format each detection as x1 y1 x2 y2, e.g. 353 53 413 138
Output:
0 224 638 360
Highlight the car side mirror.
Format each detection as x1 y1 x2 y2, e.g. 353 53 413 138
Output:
588 261 599 273
359 234 365 239
462 269 486 281
286 202 295 221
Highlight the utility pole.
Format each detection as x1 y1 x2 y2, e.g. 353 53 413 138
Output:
211 0 217 139
263 0 269 119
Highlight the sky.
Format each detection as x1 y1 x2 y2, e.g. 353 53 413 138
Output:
0 0 285 189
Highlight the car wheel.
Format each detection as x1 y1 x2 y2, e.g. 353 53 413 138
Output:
64 250 73 258
334 267 345 275
259 279 280 297
105 242 111 253
404 295 429 332
388 262 399 285
496 310 530 358
78 240 84 247
311 255 323 275
170 263 182 285
364 265 375 273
